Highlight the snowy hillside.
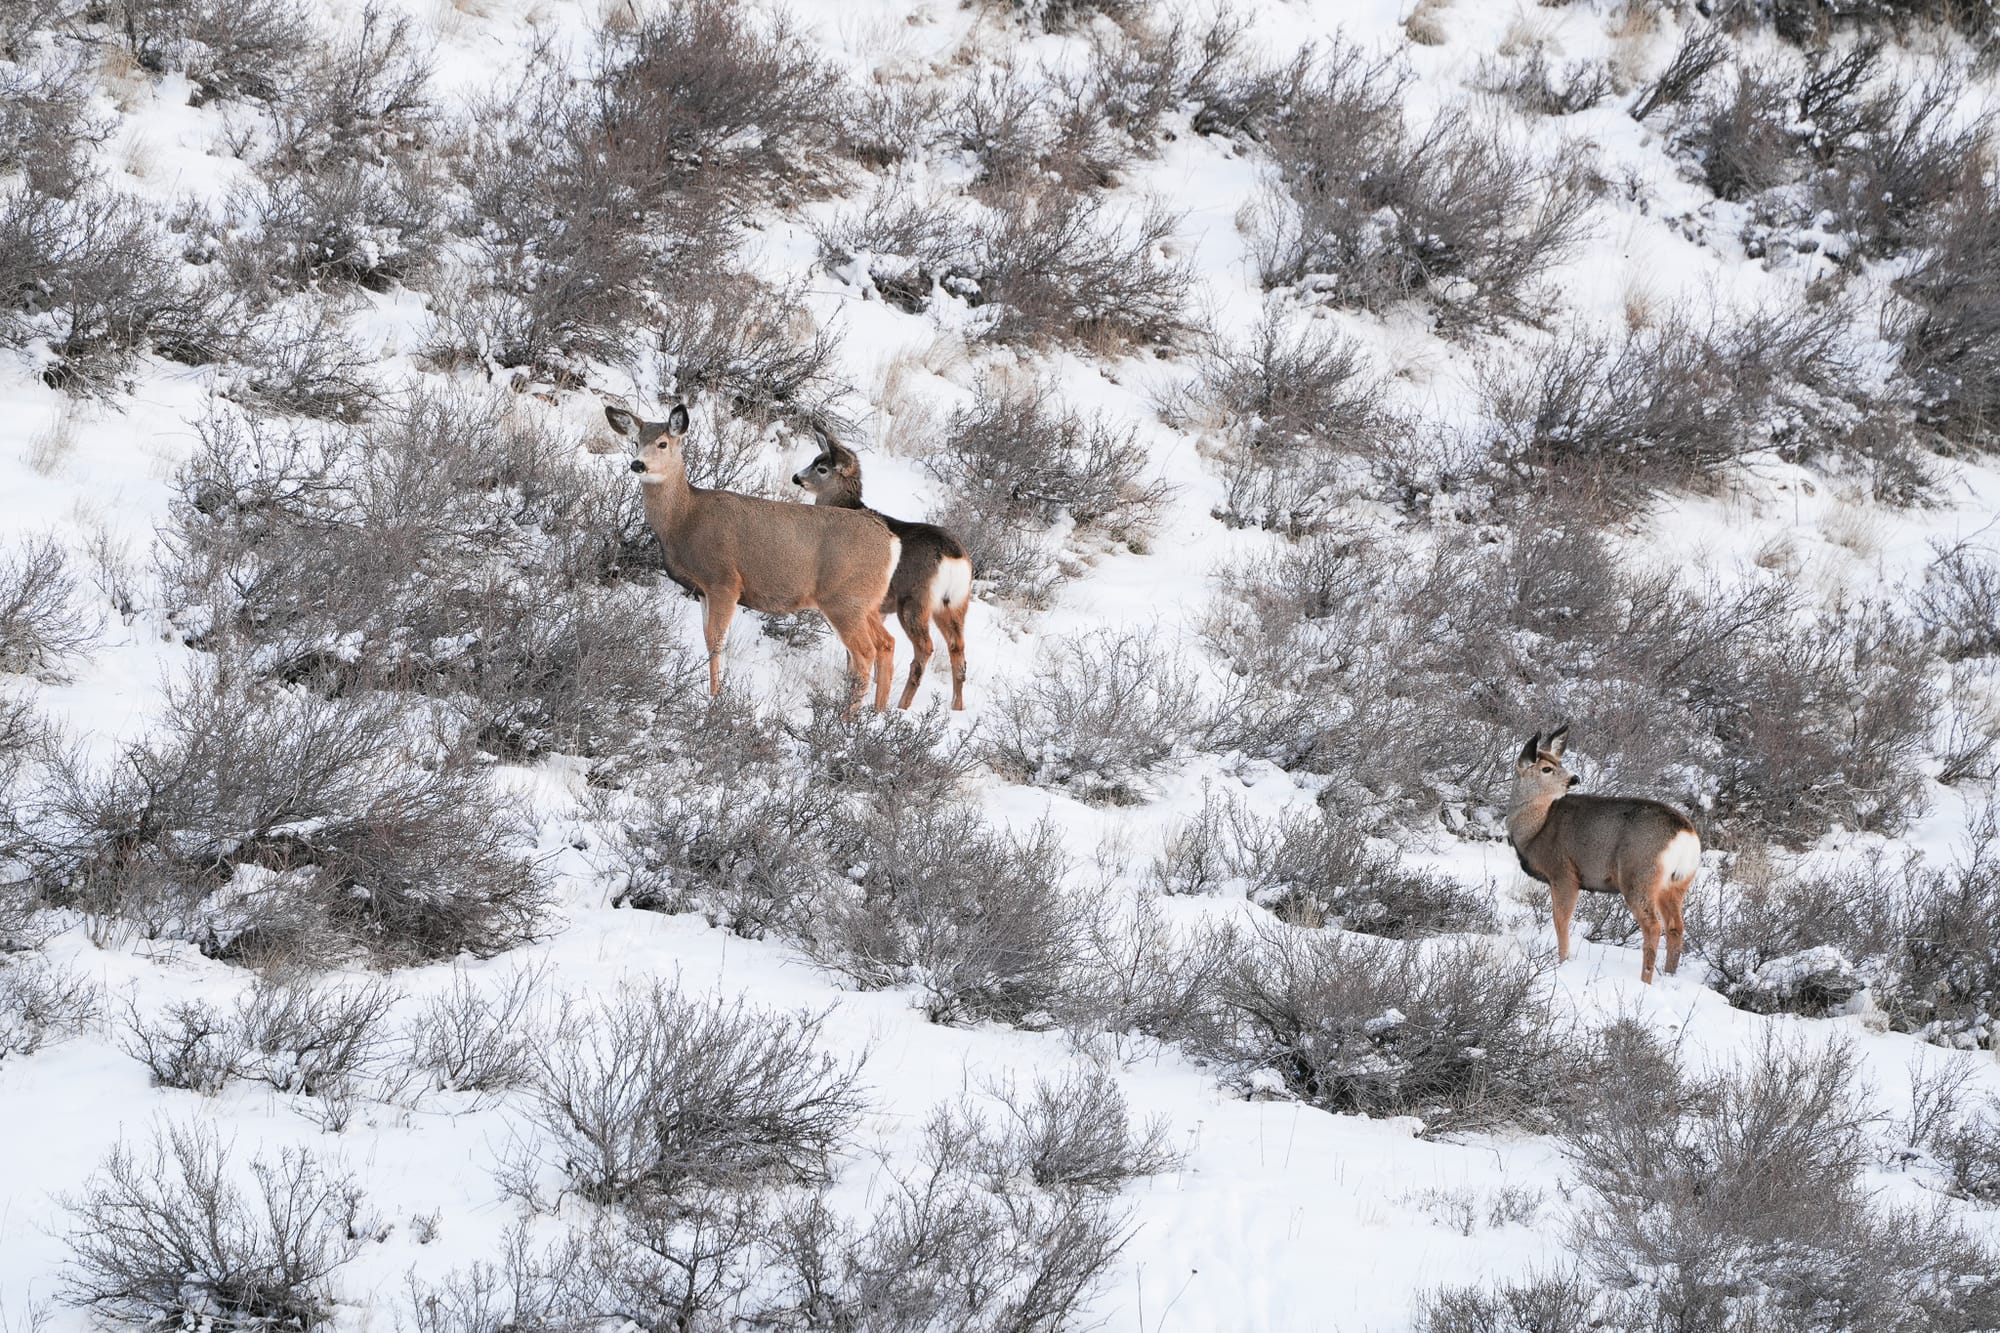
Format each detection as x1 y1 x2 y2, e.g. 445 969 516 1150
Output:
5 0 2000 1328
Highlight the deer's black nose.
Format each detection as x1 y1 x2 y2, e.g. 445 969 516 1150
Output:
1568 775 1580 788
629 460 646 473
790 472 805 486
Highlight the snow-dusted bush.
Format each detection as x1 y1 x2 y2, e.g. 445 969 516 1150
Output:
789 695 981 808
1898 180 2000 447
1182 921 1582 1136
808 802 1089 1025
525 981 866 1208
0 39 107 196
1476 303 1855 518
23 663 548 965
236 975 399 1098
214 158 445 297
1916 540 2000 660
987 629 1213 804
976 189 1193 349
0 189 218 394
265 4 433 170
0 954 97 1060
1250 811 1498 937
935 378 1169 533
119 997 246 1095
768 1116 1129 1331
163 392 679 758
588 0 850 213
1908 1058 2000 1204
1477 42 1614 117
1169 311 1403 532
1417 1270 1598 1333
214 303 378 423
1250 43 1594 332
407 965 546 1098
61 1122 363 1332
0 534 95 677
1564 1024 2000 1330
110 0 314 106
944 1068 1182 1193
655 282 849 430
612 767 845 938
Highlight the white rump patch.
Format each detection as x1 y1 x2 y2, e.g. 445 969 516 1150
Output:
884 537 903 586
1661 829 1702 883
933 555 972 610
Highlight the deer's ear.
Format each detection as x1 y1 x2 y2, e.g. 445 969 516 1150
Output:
1519 732 1541 765
811 427 832 452
604 406 637 437
1546 724 1569 757
666 403 690 437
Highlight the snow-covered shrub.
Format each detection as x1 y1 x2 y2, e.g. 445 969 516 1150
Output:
589 0 850 213
60 1122 362 1333
1896 174 2000 447
163 392 680 758
0 39 107 196
0 189 220 394
22 662 548 965
1251 811 1498 938
976 188 1193 349
1565 1023 2000 1330
215 302 378 423
0 534 95 677
808 802 1089 1025
1629 22 1728 123
768 1116 1129 1331
654 281 849 431
1907 1058 2000 1204
612 767 846 938
265 4 434 170
119 997 246 1095
0 954 97 1060
1476 303 1856 519
1250 42 1595 332
987 629 1213 804
1477 42 1614 117
236 975 399 1098
1883 815 2000 1049
1681 61 1801 201
525 981 866 1208
1810 62 1987 260
1416 1270 1598 1333
407 965 545 1098
1916 540 2000 660
1183 921 1582 1136
1709 0 2000 44
789 695 981 809
214 158 445 297
108 0 314 106
1168 311 1403 533
926 377 1169 603
945 1068 1182 1193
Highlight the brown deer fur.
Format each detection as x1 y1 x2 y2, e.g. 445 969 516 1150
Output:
791 433 974 710
1506 725 1701 983
606 404 901 713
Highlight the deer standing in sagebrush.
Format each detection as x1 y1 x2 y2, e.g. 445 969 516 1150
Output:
606 404 901 713
791 433 973 710
1507 725 1701 984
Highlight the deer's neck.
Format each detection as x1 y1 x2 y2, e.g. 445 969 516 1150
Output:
639 455 696 536
813 476 866 509
1505 788 1559 850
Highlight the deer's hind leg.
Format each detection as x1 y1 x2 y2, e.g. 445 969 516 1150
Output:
935 599 968 711
870 620 896 712
895 599 934 710
1662 878 1690 976
1627 889 1662 985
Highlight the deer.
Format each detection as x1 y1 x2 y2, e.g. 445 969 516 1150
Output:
605 403 901 714
1506 725 1701 984
790 432 973 711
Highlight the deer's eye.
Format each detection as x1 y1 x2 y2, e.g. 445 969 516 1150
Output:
1541 766 1552 773
815 464 829 474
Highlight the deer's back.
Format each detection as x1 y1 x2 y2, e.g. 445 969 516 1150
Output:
1525 794 1697 894
676 491 895 613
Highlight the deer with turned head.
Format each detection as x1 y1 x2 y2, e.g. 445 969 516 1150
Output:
605 403 901 713
1507 725 1701 984
791 432 973 710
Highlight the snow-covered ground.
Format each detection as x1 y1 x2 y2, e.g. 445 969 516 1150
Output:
5 1 2000 1329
